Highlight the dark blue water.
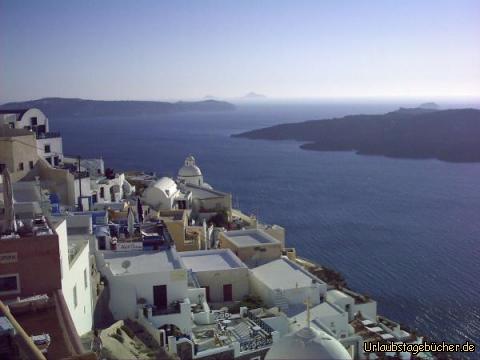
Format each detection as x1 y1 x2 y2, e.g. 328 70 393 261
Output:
51 101 480 356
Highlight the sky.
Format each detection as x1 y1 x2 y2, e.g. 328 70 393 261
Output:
1 0 479 102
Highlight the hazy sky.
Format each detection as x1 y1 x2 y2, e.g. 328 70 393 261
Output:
1 0 479 102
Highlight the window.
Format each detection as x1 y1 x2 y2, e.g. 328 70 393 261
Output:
46 157 52 165
100 187 105 199
30 117 38 126
9 122 14 129
29 161 34 170
18 162 24 171
73 285 78 308
54 156 60 166
223 284 233 302
84 269 88 289
44 144 51 153
0 274 20 295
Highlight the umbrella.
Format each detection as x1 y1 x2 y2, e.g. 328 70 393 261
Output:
127 207 135 237
208 224 214 248
203 219 208 250
2 168 17 234
136 197 144 223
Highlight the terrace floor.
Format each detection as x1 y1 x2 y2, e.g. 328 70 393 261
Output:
192 314 272 352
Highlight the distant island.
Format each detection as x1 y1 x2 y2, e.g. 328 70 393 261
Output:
242 92 267 99
233 106 480 162
0 97 236 117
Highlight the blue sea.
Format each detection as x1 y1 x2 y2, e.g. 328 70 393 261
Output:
51 100 480 357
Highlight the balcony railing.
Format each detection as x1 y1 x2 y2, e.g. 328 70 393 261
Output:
36 132 61 139
245 310 274 334
73 171 90 179
143 302 182 317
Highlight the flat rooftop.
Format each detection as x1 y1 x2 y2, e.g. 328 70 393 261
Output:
251 258 317 290
222 229 280 247
184 183 228 199
288 301 344 321
103 249 183 275
180 249 247 272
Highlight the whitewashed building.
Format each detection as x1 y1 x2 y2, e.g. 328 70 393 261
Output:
219 229 282 267
51 216 94 336
177 155 204 187
289 301 350 340
249 257 327 312
179 249 249 303
326 289 377 321
0 108 64 166
142 177 191 211
96 248 193 334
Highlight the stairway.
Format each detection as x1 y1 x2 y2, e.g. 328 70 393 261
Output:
273 289 289 312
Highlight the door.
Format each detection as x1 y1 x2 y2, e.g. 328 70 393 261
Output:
98 236 106 250
205 286 210 302
153 285 167 310
223 284 233 302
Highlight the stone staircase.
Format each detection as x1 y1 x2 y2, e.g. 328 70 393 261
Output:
273 289 289 312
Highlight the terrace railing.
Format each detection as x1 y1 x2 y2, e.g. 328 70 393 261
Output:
239 335 273 352
245 310 274 334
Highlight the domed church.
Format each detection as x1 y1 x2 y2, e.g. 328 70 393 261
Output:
265 326 352 360
178 155 204 186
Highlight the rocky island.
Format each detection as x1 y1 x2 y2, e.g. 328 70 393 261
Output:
233 107 480 162
0 97 236 117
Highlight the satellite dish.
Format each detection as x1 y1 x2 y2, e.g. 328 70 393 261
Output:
121 260 131 273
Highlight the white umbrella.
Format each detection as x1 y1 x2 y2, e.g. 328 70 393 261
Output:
2 168 16 234
203 219 208 250
208 224 214 248
127 207 135 237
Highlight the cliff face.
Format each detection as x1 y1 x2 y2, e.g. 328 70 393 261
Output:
0 97 236 117
233 108 480 162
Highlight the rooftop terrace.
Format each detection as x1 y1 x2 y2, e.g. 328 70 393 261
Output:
180 249 247 272
103 249 184 275
251 257 322 290
0 215 54 240
222 229 280 248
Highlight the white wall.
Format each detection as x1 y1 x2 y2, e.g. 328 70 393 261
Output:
149 302 192 334
19 109 49 131
74 177 93 210
249 273 275 306
57 219 94 335
99 264 189 320
92 174 125 205
352 301 377 321
195 268 249 303
283 284 322 306
249 271 322 309
314 307 349 339
36 137 64 163
65 214 93 232
327 289 377 321
62 244 93 335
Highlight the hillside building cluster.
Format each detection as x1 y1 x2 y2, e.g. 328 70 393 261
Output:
1 108 426 359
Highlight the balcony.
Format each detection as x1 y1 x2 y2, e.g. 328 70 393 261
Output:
138 299 192 333
36 132 61 139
